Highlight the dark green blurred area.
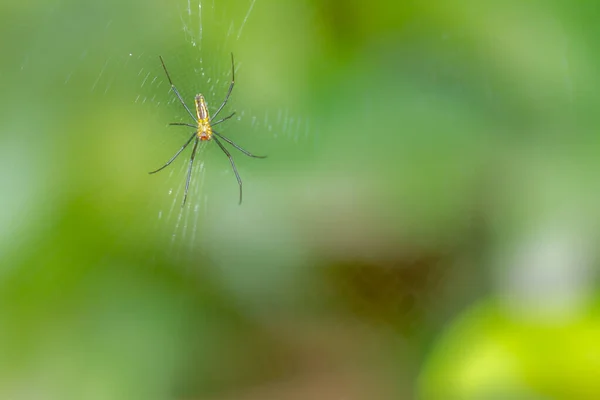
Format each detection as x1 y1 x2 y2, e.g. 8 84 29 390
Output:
2 0 600 399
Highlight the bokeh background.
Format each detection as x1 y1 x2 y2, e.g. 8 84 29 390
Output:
2 0 600 399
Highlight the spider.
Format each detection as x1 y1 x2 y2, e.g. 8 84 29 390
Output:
150 53 266 206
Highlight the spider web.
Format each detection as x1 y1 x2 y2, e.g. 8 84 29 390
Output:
136 0 308 263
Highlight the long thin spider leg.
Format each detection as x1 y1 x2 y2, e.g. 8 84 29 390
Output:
211 112 235 126
211 53 235 120
182 139 200 207
213 131 267 158
149 132 197 174
170 122 196 128
213 136 243 205
159 56 197 122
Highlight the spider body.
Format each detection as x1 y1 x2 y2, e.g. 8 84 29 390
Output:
194 94 213 141
150 54 266 206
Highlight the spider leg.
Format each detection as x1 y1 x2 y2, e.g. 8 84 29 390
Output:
149 132 197 174
211 112 235 126
182 138 200 207
170 122 197 128
159 56 198 122
213 136 243 205
211 53 235 120
213 131 267 158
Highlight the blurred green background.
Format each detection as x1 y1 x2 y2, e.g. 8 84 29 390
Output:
2 0 600 399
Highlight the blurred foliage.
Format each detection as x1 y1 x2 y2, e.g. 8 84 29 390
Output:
1 0 600 399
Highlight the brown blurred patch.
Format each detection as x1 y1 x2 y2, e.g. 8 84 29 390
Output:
324 250 446 335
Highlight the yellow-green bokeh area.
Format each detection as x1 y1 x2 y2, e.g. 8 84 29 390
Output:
1 0 600 399
420 299 600 399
